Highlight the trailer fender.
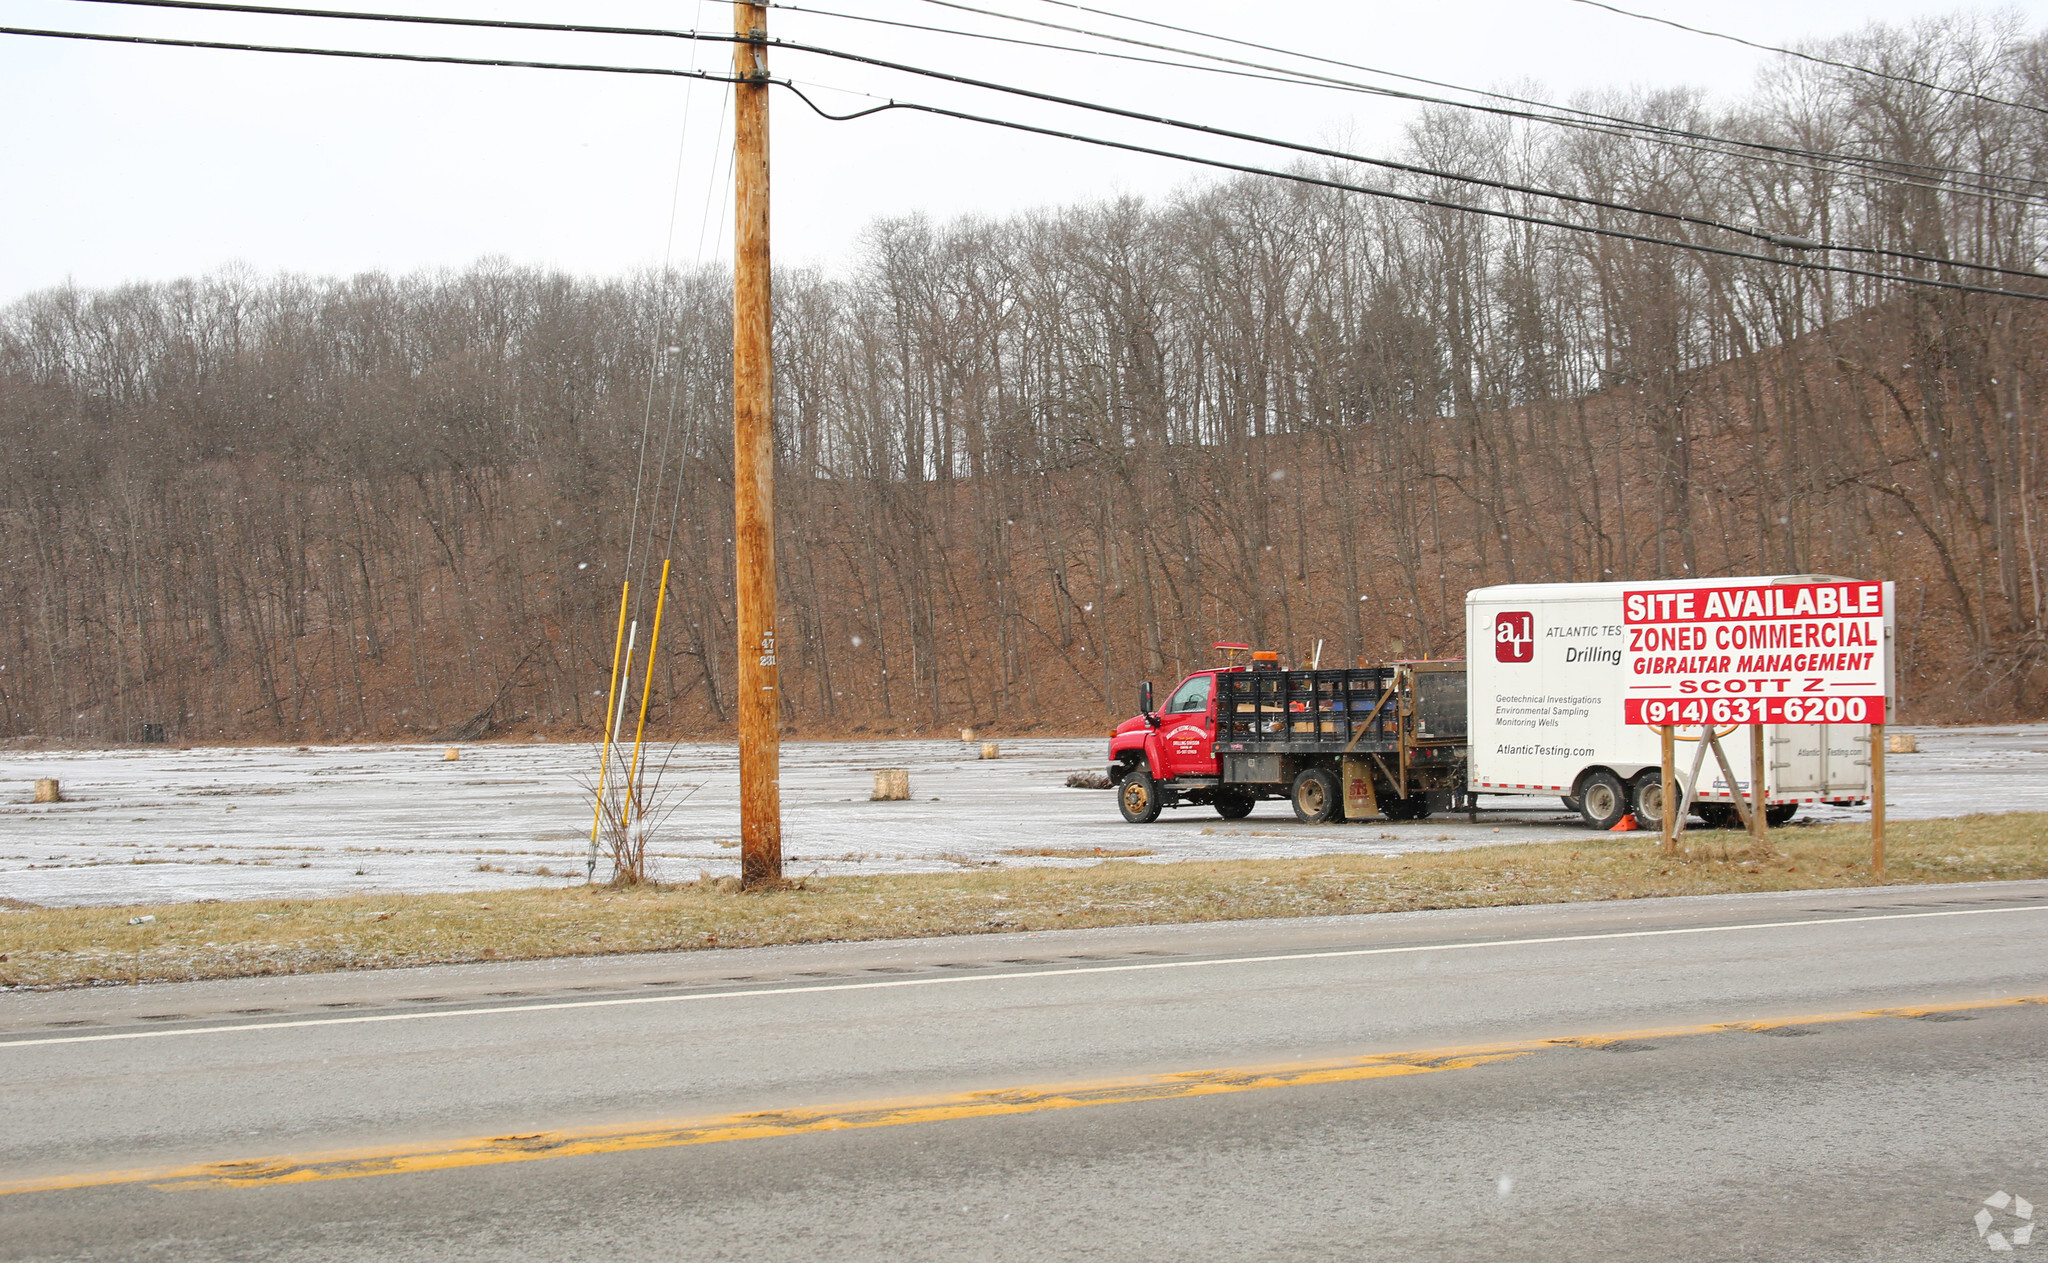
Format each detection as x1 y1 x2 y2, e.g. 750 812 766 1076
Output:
1568 766 1617 802
1564 765 1673 799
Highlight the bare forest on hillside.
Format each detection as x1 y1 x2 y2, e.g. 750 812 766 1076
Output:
5 17 2048 743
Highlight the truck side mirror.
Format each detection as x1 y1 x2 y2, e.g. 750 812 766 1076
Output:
1139 681 1155 718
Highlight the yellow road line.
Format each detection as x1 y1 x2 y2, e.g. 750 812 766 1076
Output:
4 993 2041 1198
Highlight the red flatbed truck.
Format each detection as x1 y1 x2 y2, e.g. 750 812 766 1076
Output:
1107 646 1471 824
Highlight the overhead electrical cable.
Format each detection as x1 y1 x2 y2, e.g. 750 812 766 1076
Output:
2 20 744 79
1567 0 2048 118
644 0 718 603
769 83 2047 303
68 0 2048 209
663 84 735 572
779 1 1893 180
7 20 2044 302
624 0 714 623
72 0 2048 204
990 0 2048 200
38 3 2048 280
755 40 2048 282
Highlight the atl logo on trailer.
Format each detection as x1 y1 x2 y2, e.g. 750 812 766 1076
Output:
1495 612 1535 663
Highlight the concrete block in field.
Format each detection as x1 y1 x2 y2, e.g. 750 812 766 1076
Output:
33 778 60 803
872 768 911 801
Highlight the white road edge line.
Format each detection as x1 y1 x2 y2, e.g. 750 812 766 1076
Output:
5 903 2045 1050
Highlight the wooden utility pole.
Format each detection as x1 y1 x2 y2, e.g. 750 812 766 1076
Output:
1870 722 1887 880
733 1 781 886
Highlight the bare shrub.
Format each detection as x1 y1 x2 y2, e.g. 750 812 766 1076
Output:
582 740 704 887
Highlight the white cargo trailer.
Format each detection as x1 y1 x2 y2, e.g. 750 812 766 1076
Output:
1465 576 1893 830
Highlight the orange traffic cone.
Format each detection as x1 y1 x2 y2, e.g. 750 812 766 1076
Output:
1610 813 1639 833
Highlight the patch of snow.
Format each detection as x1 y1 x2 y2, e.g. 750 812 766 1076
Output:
0 726 2035 907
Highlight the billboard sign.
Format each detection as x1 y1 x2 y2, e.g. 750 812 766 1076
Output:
1621 580 1892 725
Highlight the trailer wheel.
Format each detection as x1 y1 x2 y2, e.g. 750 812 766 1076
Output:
1117 767 1163 823
1630 774 1671 831
1290 767 1340 824
1576 771 1628 830
1766 803 1798 827
1213 791 1255 820
1696 804 1739 830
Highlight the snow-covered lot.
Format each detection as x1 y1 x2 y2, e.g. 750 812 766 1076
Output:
2 727 2041 907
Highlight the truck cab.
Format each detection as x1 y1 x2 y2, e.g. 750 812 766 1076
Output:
1108 647 1268 823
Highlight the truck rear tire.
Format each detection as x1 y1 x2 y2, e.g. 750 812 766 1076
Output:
1576 771 1628 830
1290 767 1339 824
1117 767 1163 823
1213 791 1255 820
1766 803 1797 827
1383 794 1432 821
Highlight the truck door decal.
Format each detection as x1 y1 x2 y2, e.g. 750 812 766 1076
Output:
1155 674 1219 777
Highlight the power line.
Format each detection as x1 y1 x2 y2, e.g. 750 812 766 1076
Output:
776 33 2048 282
624 0 715 625
42 1 2048 281
72 0 2048 205
2 20 743 78
7 19 2044 302
772 84 2048 304
996 0 2048 200
1567 0 2048 118
68 0 2048 211
61 0 739 44
783 0 2036 207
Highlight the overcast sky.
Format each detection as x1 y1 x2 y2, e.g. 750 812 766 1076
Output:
3 0 2043 303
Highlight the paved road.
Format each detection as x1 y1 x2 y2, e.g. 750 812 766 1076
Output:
5 883 2048 1261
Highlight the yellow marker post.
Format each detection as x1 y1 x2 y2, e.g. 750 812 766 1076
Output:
588 581 632 862
624 560 672 830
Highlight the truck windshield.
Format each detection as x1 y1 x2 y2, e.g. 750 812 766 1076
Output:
1164 675 1212 714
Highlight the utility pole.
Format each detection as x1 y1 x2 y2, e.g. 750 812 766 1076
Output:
732 1 781 886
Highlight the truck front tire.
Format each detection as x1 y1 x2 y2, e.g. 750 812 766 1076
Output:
1117 766 1163 823
1290 767 1340 824
1576 770 1628 830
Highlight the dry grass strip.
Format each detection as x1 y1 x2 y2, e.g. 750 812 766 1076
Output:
3 813 2044 991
